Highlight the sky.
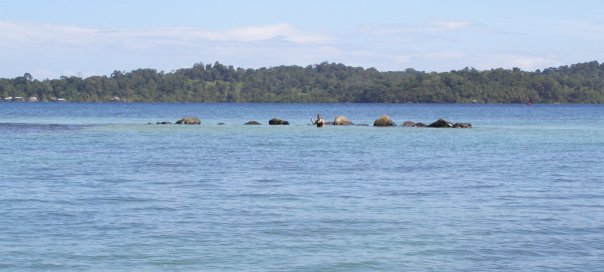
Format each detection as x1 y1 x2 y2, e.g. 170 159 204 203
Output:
1 0 603 79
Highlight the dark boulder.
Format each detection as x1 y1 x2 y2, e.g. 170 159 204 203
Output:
217 123 225 125
428 119 453 128
401 121 416 127
373 115 396 127
245 121 261 125
333 115 353 125
176 117 201 125
453 122 472 128
156 121 172 125
269 118 289 125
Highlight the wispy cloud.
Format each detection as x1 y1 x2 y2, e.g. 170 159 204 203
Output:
0 21 338 78
0 21 96 45
0 18 593 79
198 24 329 43
431 20 471 31
0 21 332 47
360 19 472 35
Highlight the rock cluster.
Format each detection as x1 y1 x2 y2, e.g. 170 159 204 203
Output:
147 115 471 128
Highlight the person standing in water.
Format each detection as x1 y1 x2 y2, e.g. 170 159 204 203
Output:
312 113 325 127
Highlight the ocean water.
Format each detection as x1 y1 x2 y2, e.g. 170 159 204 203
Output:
0 103 603 271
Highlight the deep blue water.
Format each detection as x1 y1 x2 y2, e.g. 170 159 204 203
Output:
1 103 603 271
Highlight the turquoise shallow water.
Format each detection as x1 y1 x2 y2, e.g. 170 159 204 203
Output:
1 103 603 271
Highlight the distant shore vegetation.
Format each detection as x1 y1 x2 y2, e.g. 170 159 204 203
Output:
1 61 603 103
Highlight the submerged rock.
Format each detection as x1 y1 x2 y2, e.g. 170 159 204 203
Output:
453 122 472 128
217 123 225 125
268 118 289 125
373 115 396 127
176 117 201 125
245 121 261 125
414 122 427 127
333 115 353 125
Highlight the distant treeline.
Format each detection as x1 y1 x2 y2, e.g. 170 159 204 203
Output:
1 61 603 103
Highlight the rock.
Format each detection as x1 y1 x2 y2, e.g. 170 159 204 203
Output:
156 121 172 125
414 122 427 127
245 121 261 125
268 118 289 125
402 121 416 127
217 123 225 125
176 117 201 125
453 122 472 128
428 119 453 128
373 114 396 127
333 115 353 125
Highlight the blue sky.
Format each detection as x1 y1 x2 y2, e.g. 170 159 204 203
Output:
1 0 603 79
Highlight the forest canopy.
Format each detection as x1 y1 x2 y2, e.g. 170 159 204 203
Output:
1 61 603 103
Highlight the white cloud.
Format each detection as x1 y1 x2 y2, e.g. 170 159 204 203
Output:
0 21 335 78
0 21 331 47
0 21 96 45
0 19 593 79
201 24 329 43
430 20 471 31
360 19 472 35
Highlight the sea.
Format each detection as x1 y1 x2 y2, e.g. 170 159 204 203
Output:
0 103 603 271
